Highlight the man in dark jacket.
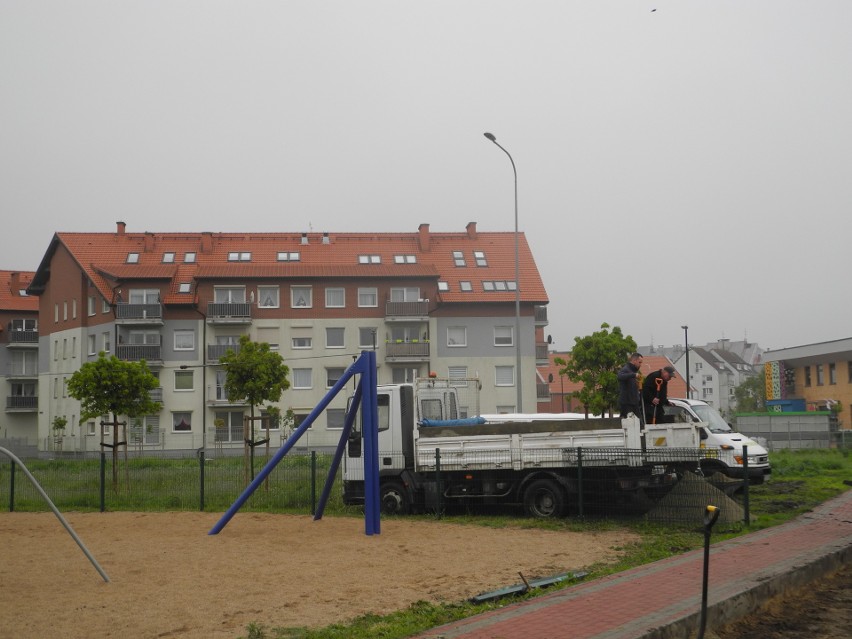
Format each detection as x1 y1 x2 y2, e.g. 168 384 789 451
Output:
617 353 644 419
642 365 677 424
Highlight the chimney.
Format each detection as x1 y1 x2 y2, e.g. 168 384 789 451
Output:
301 232 309 245
116 221 126 236
10 272 20 292
200 232 213 253
466 221 477 239
322 232 330 245
144 232 154 251
418 223 430 252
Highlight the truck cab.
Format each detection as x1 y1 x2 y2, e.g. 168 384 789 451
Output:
665 398 770 483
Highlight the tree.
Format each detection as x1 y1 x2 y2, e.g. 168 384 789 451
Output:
67 353 162 485
559 323 637 417
219 335 290 480
733 374 766 413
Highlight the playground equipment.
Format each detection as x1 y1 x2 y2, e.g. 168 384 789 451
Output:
209 350 381 536
1 446 110 582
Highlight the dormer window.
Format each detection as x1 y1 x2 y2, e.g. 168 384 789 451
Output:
162 252 175 263
127 253 139 264
178 283 191 293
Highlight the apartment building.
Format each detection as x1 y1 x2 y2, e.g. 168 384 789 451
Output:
671 347 754 416
1 270 40 442
25 222 549 453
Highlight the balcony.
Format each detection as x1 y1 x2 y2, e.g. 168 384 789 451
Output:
534 305 548 326
115 303 164 325
207 302 252 324
208 343 241 361
8 363 38 378
536 382 551 400
385 300 429 321
6 328 38 347
385 340 431 362
6 395 38 411
116 343 162 363
536 343 550 364
208 385 247 406
149 387 163 403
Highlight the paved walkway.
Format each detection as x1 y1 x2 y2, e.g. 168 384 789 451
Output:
415 489 852 639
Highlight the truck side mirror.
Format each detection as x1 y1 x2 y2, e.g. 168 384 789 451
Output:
347 434 362 457
698 427 709 441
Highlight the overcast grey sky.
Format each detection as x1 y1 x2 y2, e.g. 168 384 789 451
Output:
2 1 850 352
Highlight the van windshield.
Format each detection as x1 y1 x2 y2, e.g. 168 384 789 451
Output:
691 404 732 433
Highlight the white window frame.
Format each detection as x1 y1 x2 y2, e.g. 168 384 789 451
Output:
448 366 468 386
257 286 280 308
326 367 345 388
88 334 96 355
325 287 345 308
88 296 96 316
326 327 345 349
327 408 345 430
174 329 195 351
358 287 378 307
292 368 313 389
291 286 313 308
447 326 467 347
291 336 312 349
172 411 193 432
495 365 515 387
184 252 196 263
359 327 377 348
494 326 514 347
174 370 194 392
213 286 246 303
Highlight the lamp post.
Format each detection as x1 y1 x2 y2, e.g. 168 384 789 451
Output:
681 325 690 399
484 131 523 413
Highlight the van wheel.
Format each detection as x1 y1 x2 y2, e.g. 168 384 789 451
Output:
380 482 411 515
699 460 729 479
523 479 566 518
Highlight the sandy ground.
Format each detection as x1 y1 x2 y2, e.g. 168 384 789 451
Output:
0 512 634 639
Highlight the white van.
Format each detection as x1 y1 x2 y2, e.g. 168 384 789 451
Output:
666 398 770 483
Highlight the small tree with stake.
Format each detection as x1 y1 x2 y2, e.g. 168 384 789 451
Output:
219 335 290 483
67 352 162 490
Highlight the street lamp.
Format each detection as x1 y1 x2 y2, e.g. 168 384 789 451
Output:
681 325 690 399
484 131 523 413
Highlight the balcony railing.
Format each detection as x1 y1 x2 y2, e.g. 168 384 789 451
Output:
115 303 163 322
534 305 548 324
208 344 241 361
6 396 38 410
207 302 252 322
536 343 549 362
116 344 162 362
149 387 163 402
385 341 430 359
385 300 429 319
7 329 38 344
536 382 551 400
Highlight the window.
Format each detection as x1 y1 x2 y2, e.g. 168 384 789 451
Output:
390 287 420 302
358 287 378 307
227 252 252 261
291 286 312 308
277 251 300 261
448 366 468 386
126 252 139 263
703 388 714 398
174 370 194 391
54 303 59 322
71 336 77 358
63 338 68 359
53 378 58 399
292 336 312 349
358 255 381 264
695 362 703 372
829 363 837 385
88 334 96 355
447 326 467 347
438 281 449 292
326 367 345 388
102 298 110 313
473 251 487 266
128 330 160 346
214 286 246 303
292 368 312 389
460 281 472 292
214 410 245 443
494 326 514 347
162 252 175 263
103 331 111 353
88 296 96 316
359 327 377 348
129 288 160 304
256 327 279 351
393 254 416 264
325 288 345 308
327 408 345 429
184 252 196 263
804 366 812 387
63 301 68 320
816 364 825 386
62 377 68 397
326 327 344 348
495 366 515 386
178 282 191 294
452 251 466 267
258 286 279 308
54 339 59 360
174 329 195 351
496 405 515 415
172 412 192 432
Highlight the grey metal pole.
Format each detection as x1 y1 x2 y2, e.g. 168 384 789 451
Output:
484 132 523 413
682 325 690 399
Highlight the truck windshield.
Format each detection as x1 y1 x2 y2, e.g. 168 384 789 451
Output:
691 404 732 433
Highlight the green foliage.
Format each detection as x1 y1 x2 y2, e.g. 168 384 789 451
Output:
219 335 290 418
67 352 162 421
559 323 637 416
733 374 766 413
51 416 68 431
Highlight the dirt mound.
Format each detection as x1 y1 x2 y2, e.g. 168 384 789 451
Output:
646 471 744 525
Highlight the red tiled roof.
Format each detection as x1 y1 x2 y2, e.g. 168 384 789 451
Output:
31 225 549 307
0 270 39 313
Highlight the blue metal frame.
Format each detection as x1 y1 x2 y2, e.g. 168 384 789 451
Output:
208 350 380 536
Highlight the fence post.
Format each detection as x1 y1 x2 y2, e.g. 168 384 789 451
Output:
9 460 15 512
99 451 106 513
311 450 317 516
435 448 443 517
199 449 206 512
577 447 584 519
742 444 750 525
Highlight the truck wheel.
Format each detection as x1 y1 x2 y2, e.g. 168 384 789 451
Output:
523 479 566 518
699 460 728 479
380 482 411 515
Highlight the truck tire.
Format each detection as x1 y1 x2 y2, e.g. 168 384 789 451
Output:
380 482 411 515
523 479 566 518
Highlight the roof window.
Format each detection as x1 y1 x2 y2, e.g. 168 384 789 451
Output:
277 251 301 261
438 281 449 291
358 255 381 264
126 253 139 264
473 250 487 266
452 251 466 267
178 282 191 293
162 252 175 263
228 252 252 262
184 252 196 263
394 255 417 264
